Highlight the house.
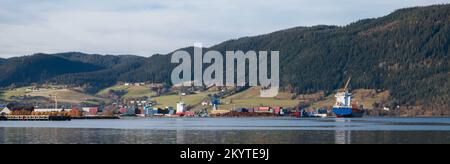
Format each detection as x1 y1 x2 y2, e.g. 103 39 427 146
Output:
0 104 7 112
82 107 99 115
125 107 137 115
0 107 12 115
201 101 209 106
119 107 127 114
82 107 90 113
89 107 99 115
134 83 145 86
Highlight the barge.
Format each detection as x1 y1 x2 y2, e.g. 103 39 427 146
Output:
0 115 71 121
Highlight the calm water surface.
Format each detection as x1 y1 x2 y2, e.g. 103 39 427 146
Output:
1 117 450 144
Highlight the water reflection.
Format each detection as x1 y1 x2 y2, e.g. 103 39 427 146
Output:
334 119 352 144
1 127 450 144
2 117 450 144
176 119 186 144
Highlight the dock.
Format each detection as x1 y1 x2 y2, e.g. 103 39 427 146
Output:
0 115 71 121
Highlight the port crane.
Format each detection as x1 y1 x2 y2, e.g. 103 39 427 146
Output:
343 76 352 91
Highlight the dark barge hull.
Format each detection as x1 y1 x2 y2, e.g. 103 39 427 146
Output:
0 115 71 121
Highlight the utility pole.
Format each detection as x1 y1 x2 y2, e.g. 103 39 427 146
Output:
55 95 58 110
50 94 58 109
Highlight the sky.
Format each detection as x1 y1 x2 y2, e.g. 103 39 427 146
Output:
0 0 448 58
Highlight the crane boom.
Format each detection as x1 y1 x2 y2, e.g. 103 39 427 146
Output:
343 76 352 91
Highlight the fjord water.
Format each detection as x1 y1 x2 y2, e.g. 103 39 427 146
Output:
1 117 450 144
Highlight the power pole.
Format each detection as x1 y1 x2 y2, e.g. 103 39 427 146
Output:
50 94 58 109
54 95 58 109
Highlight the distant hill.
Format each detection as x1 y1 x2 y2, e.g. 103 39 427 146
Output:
52 52 146 68
0 54 103 87
0 58 5 65
0 4 448 111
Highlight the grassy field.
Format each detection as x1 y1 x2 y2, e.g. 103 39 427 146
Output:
219 87 301 110
308 89 390 110
97 85 157 99
152 92 215 108
0 86 30 100
1 86 107 105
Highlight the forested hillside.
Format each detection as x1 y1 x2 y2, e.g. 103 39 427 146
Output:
0 4 448 110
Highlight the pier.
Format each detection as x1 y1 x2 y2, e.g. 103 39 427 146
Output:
0 115 71 121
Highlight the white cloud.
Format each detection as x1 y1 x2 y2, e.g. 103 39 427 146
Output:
0 0 448 57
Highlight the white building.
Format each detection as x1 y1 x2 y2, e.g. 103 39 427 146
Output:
201 101 209 106
0 107 12 115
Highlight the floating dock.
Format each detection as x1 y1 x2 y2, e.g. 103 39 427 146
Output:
0 115 71 121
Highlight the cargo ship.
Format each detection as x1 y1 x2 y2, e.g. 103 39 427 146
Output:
332 77 364 118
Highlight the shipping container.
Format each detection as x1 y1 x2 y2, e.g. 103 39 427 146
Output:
255 107 272 113
235 108 248 113
273 107 282 114
153 108 169 115
281 109 291 115
144 106 154 116
184 111 195 117
248 108 255 113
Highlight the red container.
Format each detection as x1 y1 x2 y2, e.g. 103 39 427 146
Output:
257 107 271 111
184 111 195 117
273 107 282 114
293 111 301 117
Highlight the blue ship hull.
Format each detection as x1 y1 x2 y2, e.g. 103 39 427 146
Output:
333 107 364 118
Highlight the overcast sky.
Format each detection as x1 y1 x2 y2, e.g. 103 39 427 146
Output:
0 0 448 58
